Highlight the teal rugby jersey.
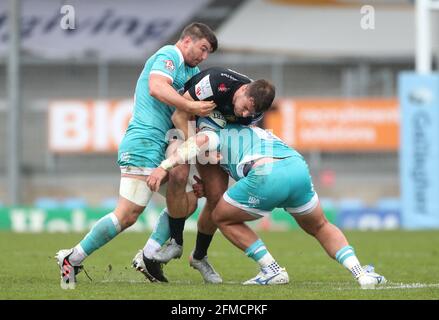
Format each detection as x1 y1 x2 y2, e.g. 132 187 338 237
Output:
118 45 200 168
213 124 300 181
130 44 199 135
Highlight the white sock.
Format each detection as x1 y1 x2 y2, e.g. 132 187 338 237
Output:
258 252 282 274
69 244 88 266
335 245 364 279
343 256 364 279
258 251 276 268
143 238 162 259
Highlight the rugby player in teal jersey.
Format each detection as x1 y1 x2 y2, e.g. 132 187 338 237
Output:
135 68 275 284
146 124 387 288
55 23 218 289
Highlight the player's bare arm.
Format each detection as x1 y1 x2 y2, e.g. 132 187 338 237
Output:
149 74 215 117
146 133 214 192
170 91 197 140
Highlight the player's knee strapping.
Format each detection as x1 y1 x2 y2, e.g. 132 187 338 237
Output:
119 177 152 206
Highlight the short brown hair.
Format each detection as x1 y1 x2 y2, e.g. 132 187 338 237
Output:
180 22 218 52
247 80 276 113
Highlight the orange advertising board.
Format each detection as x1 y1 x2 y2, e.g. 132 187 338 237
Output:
49 100 133 153
263 98 399 151
49 98 399 153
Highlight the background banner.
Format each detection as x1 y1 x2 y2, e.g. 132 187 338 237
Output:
49 98 400 153
0 206 337 232
49 99 132 153
0 0 209 60
399 73 439 229
264 98 399 151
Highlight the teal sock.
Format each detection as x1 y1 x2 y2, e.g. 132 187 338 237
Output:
335 245 363 278
245 239 279 270
245 239 269 262
79 212 121 256
335 245 356 264
150 208 171 246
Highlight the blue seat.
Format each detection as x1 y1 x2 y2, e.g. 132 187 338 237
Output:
337 198 400 230
320 197 336 209
62 197 87 209
337 198 365 210
100 197 118 209
34 197 60 209
376 197 400 210
337 198 365 229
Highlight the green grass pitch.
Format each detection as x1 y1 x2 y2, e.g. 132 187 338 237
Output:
1 230 438 300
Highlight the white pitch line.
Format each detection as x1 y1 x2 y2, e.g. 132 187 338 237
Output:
375 282 439 290
100 279 146 283
97 279 247 285
291 281 439 290
96 279 439 289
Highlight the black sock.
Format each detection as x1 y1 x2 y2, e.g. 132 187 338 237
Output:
168 217 185 246
193 232 214 260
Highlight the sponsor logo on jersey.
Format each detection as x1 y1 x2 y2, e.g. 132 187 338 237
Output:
227 69 252 81
218 83 229 93
164 59 175 71
248 196 260 206
120 152 131 162
221 72 238 81
195 75 213 100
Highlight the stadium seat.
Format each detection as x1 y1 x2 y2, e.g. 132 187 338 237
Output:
62 197 88 209
34 197 61 209
376 197 400 210
337 198 365 210
337 198 366 229
375 197 401 229
100 197 118 209
319 197 338 226
320 197 336 209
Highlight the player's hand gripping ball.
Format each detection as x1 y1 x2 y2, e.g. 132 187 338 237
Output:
196 109 226 132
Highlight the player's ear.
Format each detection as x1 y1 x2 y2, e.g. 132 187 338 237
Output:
249 97 256 110
244 84 250 93
182 35 193 47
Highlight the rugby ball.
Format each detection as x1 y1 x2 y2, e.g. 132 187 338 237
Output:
196 110 226 131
